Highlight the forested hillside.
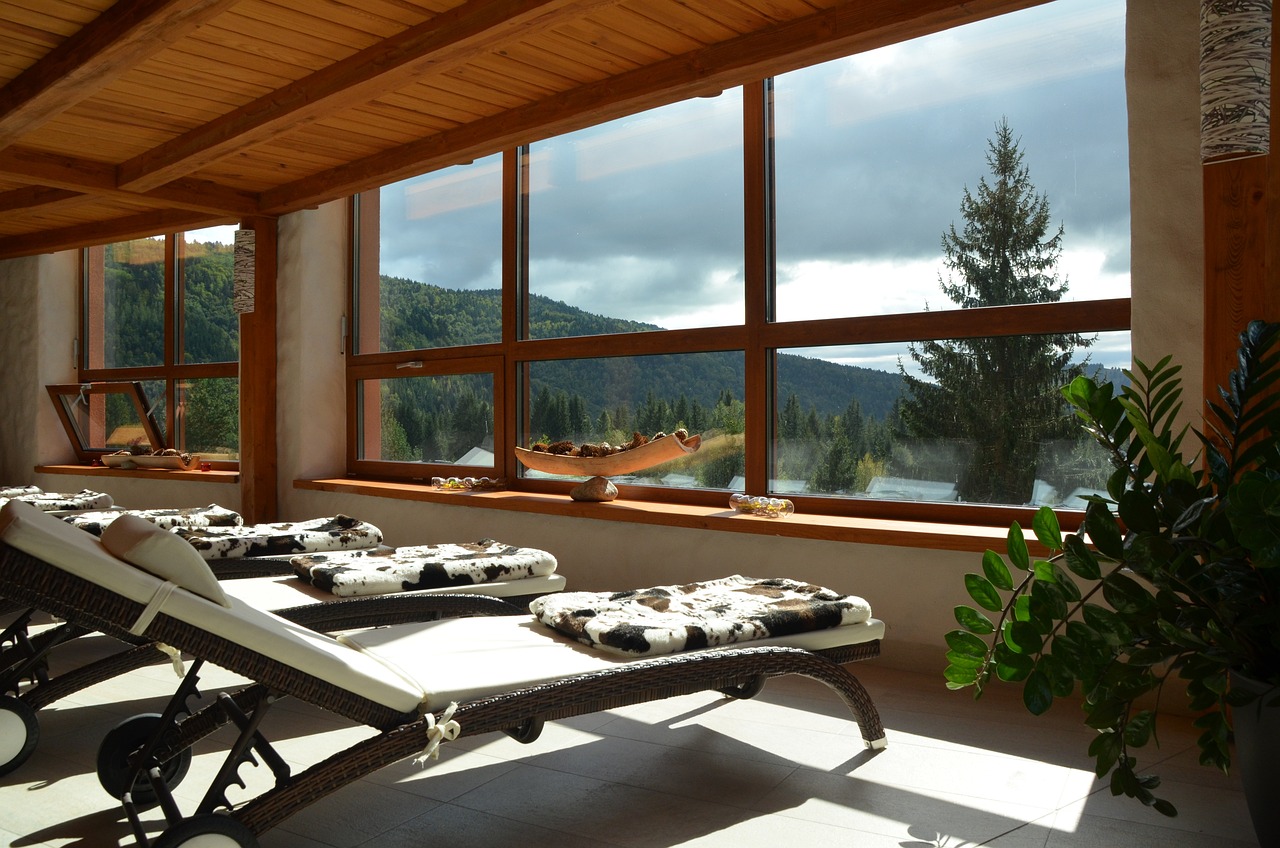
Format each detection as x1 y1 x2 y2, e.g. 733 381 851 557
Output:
379 275 906 420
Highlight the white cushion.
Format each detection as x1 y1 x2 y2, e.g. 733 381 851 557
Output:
340 611 886 711
101 514 230 607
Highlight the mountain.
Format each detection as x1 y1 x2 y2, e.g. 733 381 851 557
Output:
380 276 906 420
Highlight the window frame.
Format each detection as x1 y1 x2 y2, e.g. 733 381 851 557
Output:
78 233 240 468
348 24 1131 531
45 381 167 462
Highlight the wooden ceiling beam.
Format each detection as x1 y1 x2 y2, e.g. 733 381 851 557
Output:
0 207 233 261
0 0 243 151
0 185 82 214
0 146 260 216
261 0 1046 213
116 0 622 193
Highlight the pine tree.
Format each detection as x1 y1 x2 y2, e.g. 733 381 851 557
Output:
900 118 1091 504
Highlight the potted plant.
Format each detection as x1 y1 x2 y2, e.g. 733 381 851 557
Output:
944 320 1279 838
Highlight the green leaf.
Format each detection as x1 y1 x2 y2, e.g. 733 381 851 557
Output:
945 630 989 657
1051 563 1082 602
1083 502 1123 559
1033 560 1057 583
964 573 1003 612
1103 572 1156 616
945 649 984 669
1003 620 1043 655
1032 506 1062 551
1063 535 1102 580
982 549 1014 590
1125 711 1155 747
1007 522 1030 571
1022 668 1053 715
954 605 996 635
1013 595 1032 622
1039 653 1076 698
1089 732 1123 777
993 644 1034 681
943 663 979 688
1227 471 1280 557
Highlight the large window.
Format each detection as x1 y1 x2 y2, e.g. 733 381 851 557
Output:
351 0 1129 523
80 226 240 463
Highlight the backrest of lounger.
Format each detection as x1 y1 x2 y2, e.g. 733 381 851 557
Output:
0 500 425 716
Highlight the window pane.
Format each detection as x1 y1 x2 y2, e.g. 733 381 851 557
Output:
526 91 745 337
48 382 162 456
356 373 495 464
360 154 504 353
89 237 165 368
775 331 1129 506
522 352 744 489
772 0 1128 321
178 377 238 459
181 226 238 365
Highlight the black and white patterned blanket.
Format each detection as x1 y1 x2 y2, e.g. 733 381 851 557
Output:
291 540 558 597
530 575 872 657
64 504 244 536
0 489 114 512
173 514 383 560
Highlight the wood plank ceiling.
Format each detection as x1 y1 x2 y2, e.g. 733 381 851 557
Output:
0 0 1041 260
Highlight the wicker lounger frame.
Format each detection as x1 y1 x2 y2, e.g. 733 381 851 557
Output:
2 549 552 731
0 540 886 845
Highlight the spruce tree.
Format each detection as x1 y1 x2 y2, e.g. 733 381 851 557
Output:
900 118 1091 504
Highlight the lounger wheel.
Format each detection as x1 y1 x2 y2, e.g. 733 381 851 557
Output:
153 814 259 848
97 713 191 805
0 695 39 776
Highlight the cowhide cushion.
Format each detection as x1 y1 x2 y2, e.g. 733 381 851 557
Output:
292 540 558 597
173 514 383 560
64 504 244 536
0 489 114 512
530 575 872 657
0 485 41 498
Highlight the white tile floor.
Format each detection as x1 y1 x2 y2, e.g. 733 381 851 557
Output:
1 629 1260 847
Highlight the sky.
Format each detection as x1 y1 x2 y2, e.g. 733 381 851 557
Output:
376 0 1131 375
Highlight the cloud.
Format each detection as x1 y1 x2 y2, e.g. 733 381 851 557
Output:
374 0 1130 342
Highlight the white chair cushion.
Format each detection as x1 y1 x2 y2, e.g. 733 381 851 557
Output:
101 514 230 607
341 611 885 711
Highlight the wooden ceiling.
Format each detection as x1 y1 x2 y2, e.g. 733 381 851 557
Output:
0 0 1041 260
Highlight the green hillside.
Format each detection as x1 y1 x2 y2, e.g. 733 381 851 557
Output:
379 275 905 421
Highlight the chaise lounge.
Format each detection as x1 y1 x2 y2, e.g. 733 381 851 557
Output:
1 510 564 775
0 499 886 848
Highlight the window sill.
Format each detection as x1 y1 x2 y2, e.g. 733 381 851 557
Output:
36 464 240 483
296 477 1030 553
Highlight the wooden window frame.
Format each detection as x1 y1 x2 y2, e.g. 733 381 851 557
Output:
79 234 240 469
347 38 1132 533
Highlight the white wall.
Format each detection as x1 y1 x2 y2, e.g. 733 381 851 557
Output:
0 0 1201 675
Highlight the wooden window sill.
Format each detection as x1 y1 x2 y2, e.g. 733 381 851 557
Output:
296 477 1029 553
36 464 240 483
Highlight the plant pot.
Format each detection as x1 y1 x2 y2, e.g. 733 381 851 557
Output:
1231 672 1280 847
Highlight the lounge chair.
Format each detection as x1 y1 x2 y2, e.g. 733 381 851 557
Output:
0 513 564 776
0 500 885 848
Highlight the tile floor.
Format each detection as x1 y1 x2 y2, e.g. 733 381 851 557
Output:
0 627 1260 848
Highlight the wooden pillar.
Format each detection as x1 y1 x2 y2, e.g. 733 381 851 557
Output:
1202 6 1280 403
238 216 278 523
